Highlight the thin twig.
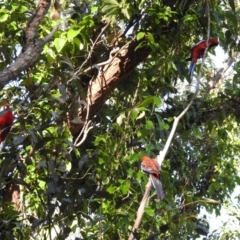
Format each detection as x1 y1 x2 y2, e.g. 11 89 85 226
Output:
75 121 93 147
42 23 61 43
74 79 93 145
68 78 94 152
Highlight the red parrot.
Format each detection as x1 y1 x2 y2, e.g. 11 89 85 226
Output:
187 38 219 76
141 156 164 199
0 104 14 144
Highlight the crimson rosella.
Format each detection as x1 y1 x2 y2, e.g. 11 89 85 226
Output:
141 156 164 199
187 38 219 76
0 104 14 143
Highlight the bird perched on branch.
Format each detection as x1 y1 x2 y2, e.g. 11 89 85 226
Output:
187 38 219 76
141 156 164 200
0 104 14 144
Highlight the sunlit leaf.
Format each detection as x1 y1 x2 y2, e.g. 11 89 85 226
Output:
54 38 67 53
67 28 80 40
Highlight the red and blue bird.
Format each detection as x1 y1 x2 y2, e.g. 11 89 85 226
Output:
187 38 219 76
0 104 14 144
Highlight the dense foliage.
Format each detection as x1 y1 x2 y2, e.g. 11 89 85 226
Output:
0 0 240 239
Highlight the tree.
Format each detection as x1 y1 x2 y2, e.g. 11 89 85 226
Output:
0 0 240 239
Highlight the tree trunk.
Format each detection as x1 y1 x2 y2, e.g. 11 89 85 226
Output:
70 39 151 135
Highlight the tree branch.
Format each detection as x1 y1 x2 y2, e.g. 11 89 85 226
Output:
128 179 151 240
0 0 57 89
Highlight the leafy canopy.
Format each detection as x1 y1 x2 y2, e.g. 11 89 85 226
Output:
0 0 240 239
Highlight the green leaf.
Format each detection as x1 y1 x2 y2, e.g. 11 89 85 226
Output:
193 126 202 139
19 5 28 13
91 6 98 14
145 207 155 217
67 28 80 40
102 0 119 5
119 180 130 195
153 96 161 106
107 185 116 194
54 37 67 53
142 96 154 106
102 5 119 15
147 32 155 44
98 157 105 165
122 8 130 19
137 32 145 41
167 117 173 122
146 120 154 129
0 13 8 22
94 136 107 146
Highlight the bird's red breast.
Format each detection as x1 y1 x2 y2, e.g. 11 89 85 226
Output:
0 104 14 143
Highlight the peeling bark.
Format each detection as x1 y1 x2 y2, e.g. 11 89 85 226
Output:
2 183 21 210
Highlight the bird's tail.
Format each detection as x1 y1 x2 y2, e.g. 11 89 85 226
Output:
189 61 196 76
0 141 5 153
150 174 164 199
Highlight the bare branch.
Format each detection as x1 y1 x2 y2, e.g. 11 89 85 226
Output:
43 23 60 43
128 179 151 240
